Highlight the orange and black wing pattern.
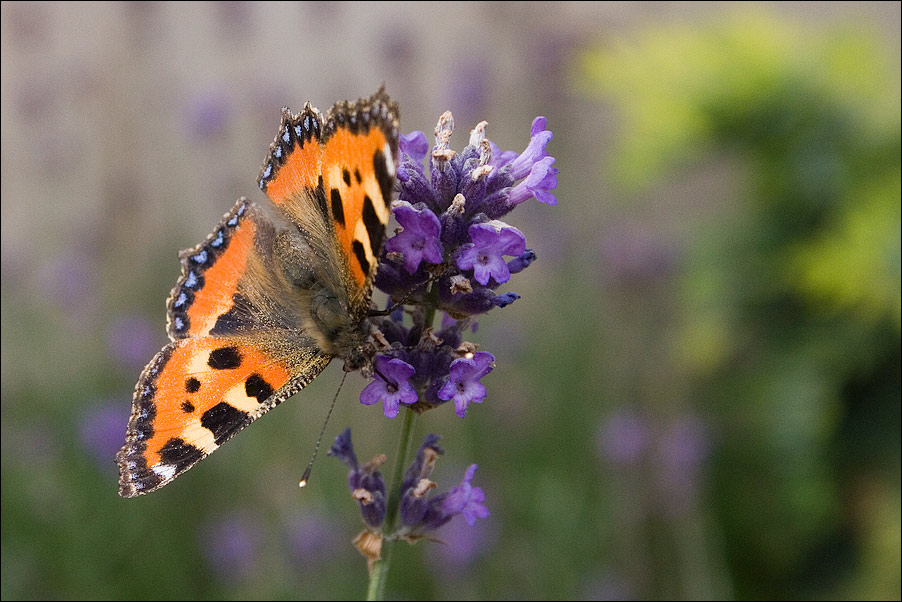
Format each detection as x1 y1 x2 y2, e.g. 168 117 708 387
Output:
118 199 331 497
257 89 399 314
118 90 399 497
117 333 328 497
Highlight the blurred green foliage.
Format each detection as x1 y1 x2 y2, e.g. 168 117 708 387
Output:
581 7 900 600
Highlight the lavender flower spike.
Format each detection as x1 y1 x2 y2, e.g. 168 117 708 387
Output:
438 352 495 417
360 356 418 418
457 221 527 285
328 428 387 528
385 201 444 274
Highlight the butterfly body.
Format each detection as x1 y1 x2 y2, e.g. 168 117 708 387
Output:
117 90 399 497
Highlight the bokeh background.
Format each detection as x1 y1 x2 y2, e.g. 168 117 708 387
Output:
2 2 899 600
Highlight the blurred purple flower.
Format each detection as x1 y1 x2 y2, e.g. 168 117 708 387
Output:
527 31 579 105
200 513 261 582
381 28 417 79
655 416 710 514
214 1 252 38
15 79 54 122
184 90 231 139
445 58 490 124
107 314 159 372
600 226 679 287
37 255 95 311
4 2 48 48
79 401 131 469
427 510 496 579
285 514 344 567
598 410 648 467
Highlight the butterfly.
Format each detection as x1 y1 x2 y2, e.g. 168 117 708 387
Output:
117 89 400 497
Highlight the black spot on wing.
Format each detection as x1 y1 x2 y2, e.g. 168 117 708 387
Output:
245 374 274 403
208 347 242 370
181 400 195 413
352 240 370 276
201 402 249 446
158 437 205 471
362 195 385 257
315 176 331 226
373 149 393 207
210 294 255 335
354 168 362 184
330 188 345 227
342 168 352 186
185 378 201 393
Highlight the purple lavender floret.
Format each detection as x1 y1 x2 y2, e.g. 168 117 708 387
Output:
439 465 490 526
328 428 386 528
359 356 418 418
416 464 489 533
438 352 495 418
377 111 553 318
399 131 429 161
507 249 536 275
385 201 444 274
456 221 526 285
491 292 520 308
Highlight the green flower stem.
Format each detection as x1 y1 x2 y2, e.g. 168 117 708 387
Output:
366 407 419 601
366 282 437 600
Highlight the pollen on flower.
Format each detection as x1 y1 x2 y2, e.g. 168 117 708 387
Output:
353 488 375 505
413 478 437 497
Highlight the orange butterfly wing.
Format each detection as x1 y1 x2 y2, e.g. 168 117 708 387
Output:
258 89 399 314
118 90 399 497
118 200 331 497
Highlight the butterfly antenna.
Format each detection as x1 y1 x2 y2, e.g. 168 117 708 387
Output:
299 370 349 488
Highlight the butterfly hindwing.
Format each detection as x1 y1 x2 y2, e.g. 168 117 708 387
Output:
117 336 330 497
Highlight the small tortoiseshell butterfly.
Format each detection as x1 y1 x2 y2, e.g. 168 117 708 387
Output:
117 89 400 497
